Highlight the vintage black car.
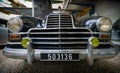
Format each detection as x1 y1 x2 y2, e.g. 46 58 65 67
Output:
3 10 119 65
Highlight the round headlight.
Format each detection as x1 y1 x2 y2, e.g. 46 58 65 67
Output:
7 17 23 33
96 17 112 32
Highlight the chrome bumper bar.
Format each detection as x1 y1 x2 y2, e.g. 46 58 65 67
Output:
3 47 118 65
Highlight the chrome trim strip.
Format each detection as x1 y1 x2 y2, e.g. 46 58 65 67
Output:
27 27 92 32
7 42 112 45
45 15 49 29
10 32 27 34
28 32 92 34
9 30 110 35
72 25 91 30
27 27 92 30
30 37 89 40
27 28 46 33
93 32 110 34
59 14 60 29
58 14 61 49
70 15 75 28
33 42 88 44
7 42 21 44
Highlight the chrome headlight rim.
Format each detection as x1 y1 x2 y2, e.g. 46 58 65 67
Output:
96 17 112 32
7 17 23 33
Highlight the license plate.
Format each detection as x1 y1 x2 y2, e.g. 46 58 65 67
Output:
40 53 79 61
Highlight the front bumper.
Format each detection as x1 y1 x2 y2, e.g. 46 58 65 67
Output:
3 37 119 65
3 47 118 65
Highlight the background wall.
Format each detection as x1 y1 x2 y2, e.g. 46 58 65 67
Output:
95 1 120 23
95 1 120 40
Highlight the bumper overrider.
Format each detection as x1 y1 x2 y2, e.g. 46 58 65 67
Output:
3 37 118 65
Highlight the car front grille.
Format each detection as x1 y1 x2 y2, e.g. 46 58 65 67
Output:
27 13 111 49
28 28 91 49
28 13 92 49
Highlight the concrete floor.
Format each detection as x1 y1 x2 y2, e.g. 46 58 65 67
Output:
0 50 120 73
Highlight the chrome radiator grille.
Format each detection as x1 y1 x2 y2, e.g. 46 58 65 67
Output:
28 13 91 49
47 14 73 28
28 28 91 49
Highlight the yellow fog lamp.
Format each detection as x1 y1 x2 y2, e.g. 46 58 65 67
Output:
21 37 31 48
89 37 99 48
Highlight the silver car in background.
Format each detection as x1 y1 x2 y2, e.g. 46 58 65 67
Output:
0 19 8 47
